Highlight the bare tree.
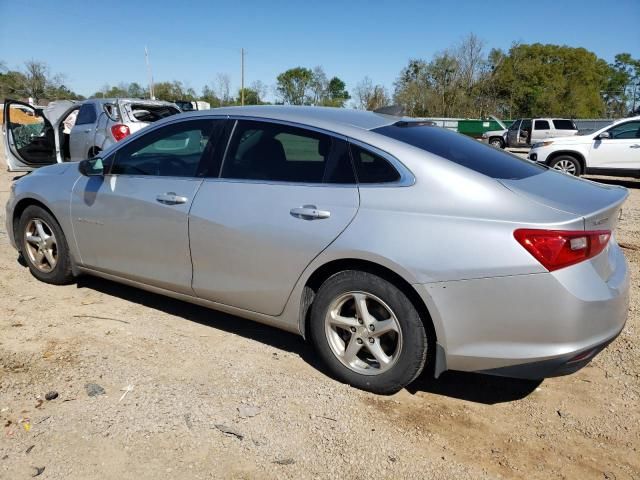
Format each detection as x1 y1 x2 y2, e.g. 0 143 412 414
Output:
215 73 232 105
354 77 390 110
23 60 50 103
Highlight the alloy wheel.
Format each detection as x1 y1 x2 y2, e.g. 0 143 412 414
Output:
324 291 403 375
552 159 577 175
24 218 58 273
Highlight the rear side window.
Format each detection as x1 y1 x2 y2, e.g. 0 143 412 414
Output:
553 119 576 130
373 124 545 180
76 103 97 125
221 120 355 184
350 144 400 183
534 120 550 130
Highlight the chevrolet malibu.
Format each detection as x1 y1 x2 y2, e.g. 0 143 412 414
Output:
5 106 630 394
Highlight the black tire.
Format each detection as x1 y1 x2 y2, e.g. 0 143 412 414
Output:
18 205 75 285
549 155 582 176
489 137 505 149
309 270 428 394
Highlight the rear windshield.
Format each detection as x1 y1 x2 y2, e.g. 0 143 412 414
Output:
129 104 180 123
373 124 545 180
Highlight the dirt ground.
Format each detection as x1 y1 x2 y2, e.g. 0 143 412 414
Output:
0 140 638 479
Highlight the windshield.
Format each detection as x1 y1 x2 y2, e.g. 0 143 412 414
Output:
373 124 546 180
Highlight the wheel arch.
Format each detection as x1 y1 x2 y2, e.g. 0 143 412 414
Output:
300 257 441 375
12 198 58 247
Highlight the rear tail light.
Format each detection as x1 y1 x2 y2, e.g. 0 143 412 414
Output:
111 124 130 142
514 229 611 272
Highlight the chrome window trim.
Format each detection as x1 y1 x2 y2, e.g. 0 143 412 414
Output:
347 138 415 188
106 116 228 178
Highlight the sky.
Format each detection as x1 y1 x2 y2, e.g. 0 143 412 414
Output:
1 0 639 102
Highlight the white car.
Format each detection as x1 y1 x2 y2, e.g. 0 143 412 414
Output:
483 118 578 148
528 116 640 177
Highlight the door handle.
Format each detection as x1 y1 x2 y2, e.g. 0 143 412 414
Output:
630 144 640 149
290 205 331 220
83 129 91 133
156 192 188 205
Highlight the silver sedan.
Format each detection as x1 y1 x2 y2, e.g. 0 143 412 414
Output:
4 106 630 394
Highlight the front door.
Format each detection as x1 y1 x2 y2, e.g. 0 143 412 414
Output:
71 118 225 294
2 100 57 171
190 119 360 316
506 119 521 147
589 120 640 170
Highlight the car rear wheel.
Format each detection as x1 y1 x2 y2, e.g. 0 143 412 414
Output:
489 137 504 148
310 270 428 394
18 205 74 285
549 155 582 176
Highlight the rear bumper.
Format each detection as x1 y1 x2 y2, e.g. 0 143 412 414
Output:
416 242 630 378
478 332 620 379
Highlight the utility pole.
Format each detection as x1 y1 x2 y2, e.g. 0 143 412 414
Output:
145 46 155 100
241 48 245 106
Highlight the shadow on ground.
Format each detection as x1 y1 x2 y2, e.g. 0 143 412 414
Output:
73 274 540 405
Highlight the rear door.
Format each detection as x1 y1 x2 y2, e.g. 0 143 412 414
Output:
532 119 551 141
71 118 225 294
189 119 359 316
552 119 579 137
2 100 57 171
69 102 98 160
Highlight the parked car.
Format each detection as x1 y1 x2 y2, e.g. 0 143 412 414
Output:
482 118 578 148
6 106 629 394
480 117 509 148
3 98 180 171
528 116 640 177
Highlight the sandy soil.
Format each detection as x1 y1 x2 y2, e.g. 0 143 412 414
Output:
0 141 638 479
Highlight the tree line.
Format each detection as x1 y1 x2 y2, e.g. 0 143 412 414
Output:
1 35 638 118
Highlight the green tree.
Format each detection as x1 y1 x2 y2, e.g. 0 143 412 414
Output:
324 77 350 107
493 43 609 118
236 87 260 105
276 67 314 105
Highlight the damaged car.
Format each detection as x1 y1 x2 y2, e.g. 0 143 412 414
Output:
3 98 180 171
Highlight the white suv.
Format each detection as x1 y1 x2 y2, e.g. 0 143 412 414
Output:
528 116 640 177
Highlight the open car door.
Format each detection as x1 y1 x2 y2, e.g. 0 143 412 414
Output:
3 99 58 171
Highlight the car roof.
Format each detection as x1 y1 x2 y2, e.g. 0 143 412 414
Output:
181 105 401 132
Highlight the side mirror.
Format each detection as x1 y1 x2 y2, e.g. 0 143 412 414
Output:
596 131 611 140
79 157 105 176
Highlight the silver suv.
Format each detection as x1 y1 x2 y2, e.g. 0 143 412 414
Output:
3 98 180 171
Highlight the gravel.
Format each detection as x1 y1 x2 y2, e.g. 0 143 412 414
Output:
0 142 638 479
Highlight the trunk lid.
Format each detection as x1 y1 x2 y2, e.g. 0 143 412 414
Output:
500 170 628 231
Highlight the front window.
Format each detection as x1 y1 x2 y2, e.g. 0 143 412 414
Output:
373 124 545 180
110 119 220 177
606 121 640 139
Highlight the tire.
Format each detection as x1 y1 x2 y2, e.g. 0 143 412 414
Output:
18 205 75 285
309 270 428 394
489 137 505 149
549 155 582 176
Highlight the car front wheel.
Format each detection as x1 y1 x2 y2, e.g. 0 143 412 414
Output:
489 137 505 148
18 205 75 285
310 270 428 394
549 155 582 176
